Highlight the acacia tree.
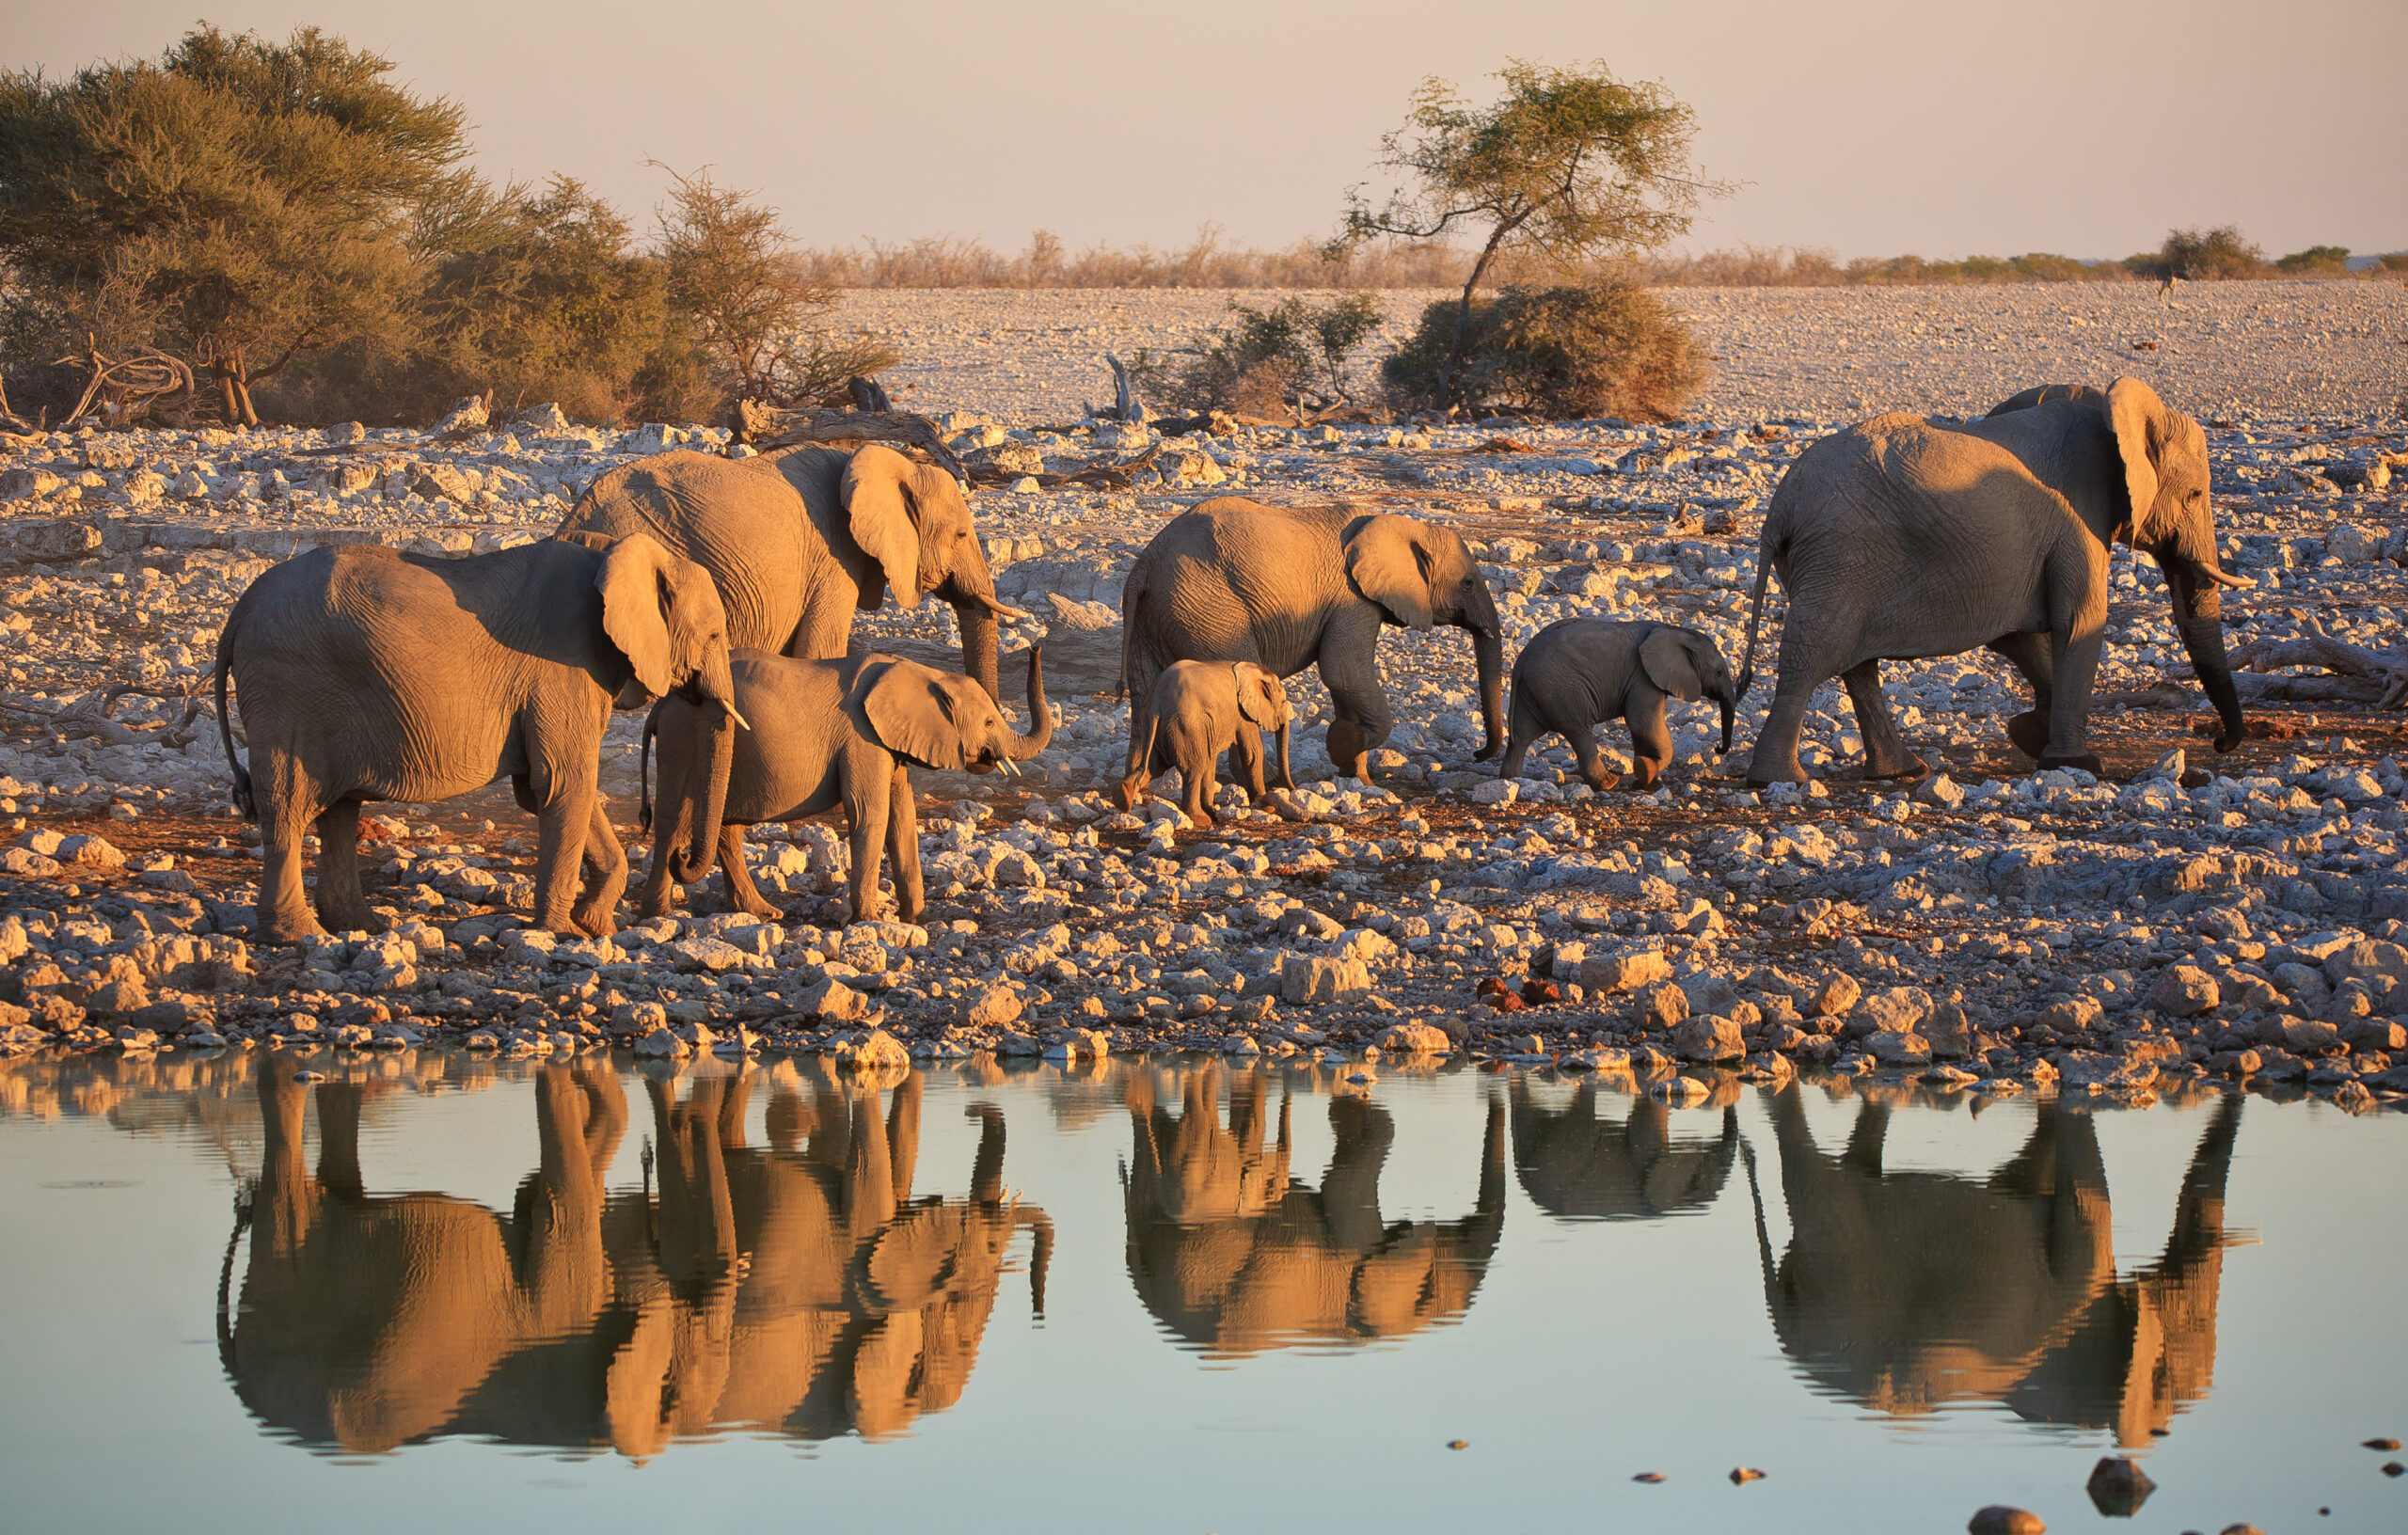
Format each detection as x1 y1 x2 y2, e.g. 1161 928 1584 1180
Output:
1336 61 1727 396
0 25 468 426
651 163 895 407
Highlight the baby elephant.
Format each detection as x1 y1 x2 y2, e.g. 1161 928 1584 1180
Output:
1501 620 1738 792
642 647 1050 924
1116 660 1294 825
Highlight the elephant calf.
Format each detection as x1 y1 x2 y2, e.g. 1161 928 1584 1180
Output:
1500 620 1738 792
642 648 1050 924
1115 659 1294 825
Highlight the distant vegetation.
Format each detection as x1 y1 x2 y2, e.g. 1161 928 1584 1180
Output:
0 24 890 430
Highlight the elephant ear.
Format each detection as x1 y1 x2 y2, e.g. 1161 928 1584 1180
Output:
861 658 967 770
1344 514 1437 630
1640 627 1705 702
842 445 925 609
2106 377 2172 545
1234 664 1285 726
596 534 680 699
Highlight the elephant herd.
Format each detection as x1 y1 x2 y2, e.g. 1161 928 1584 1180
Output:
211 375 2247 942
220 1062 2242 1458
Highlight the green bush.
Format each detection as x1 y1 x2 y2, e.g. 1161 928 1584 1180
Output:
1382 281 1706 422
1140 293 1385 419
2276 245 2351 276
2130 226 2268 281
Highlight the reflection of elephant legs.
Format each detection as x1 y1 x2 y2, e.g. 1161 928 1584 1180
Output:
1320 1098 1393 1254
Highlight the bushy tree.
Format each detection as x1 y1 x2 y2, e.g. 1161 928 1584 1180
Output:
1336 61 1727 401
652 163 895 407
2276 245 2351 276
1384 280 1707 423
0 24 468 425
1144 293 1386 419
2131 226 2267 281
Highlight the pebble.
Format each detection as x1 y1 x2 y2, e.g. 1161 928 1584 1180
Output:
1967 1508 2045 1535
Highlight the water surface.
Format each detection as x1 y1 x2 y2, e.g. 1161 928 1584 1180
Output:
3 1051 2401 1532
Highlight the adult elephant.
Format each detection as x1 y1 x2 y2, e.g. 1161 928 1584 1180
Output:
1121 1063 1506 1357
1735 377 2250 783
1748 1085 2241 1444
560 443 1024 703
1120 500 1505 783
1509 1080 1737 1223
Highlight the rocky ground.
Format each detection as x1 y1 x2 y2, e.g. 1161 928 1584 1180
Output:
3 283 2407 1112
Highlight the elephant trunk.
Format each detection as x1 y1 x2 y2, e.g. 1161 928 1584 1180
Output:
671 706 736 884
1275 720 1294 791
1718 688 1736 754
1470 624 1507 761
953 599 1002 707
1005 645 1052 760
2166 563 2246 753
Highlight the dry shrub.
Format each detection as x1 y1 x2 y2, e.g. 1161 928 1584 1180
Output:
1137 294 1386 419
1383 281 1706 422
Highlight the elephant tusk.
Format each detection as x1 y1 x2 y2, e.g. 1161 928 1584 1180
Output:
987 599 1033 623
722 702 752 732
2203 568 2256 591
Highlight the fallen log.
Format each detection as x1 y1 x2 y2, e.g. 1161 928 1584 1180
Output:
2229 618 2408 707
754 407 971 482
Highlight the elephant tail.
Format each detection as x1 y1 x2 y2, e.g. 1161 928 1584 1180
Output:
638 707 658 833
1735 536 1775 701
213 608 255 821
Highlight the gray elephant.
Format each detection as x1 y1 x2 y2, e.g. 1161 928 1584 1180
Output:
1119 499 1505 782
1735 376 2251 784
214 533 737 944
641 647 1050 924
1500 619 1737 792
559 443 1025 703
1116 659 1295 825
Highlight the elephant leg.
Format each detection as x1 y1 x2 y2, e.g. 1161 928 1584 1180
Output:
310 798 378 935
789 575 857 661
1567 726 1613 794
1623 691 1672 792
716 826 778 920
1316 609 1394 782
1498 689 1544 780
1119 645 1166 807
571 799 627 937
883 764 925 923
1230 727 1269 804
531 775 599 936
255 752 328 944
2037 546 2110 773
1988 631 2056 761
1746 668 1821 785
841 754 893 925
1840 660 1927 781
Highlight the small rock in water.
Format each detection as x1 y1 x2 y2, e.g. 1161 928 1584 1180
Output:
1447 1439 1467 1450
1632 1472 1665 1484
2218 1525 2267 1535
2364 1437 2401 1451
1968 1508 2045 1535
1729 1467 1765 1485
2085 1456 2156 1516
2382 1462 2404 1478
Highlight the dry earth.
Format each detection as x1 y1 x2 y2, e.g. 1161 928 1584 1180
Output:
4 281 2408 1112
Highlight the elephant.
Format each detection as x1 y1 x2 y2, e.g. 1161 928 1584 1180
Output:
1509 1079 1737 1222
639 646 1051 924
1119 499 1505 783
219 1060 1050 1458
214 532 738 943
1735 376 2251 784
1115 658 1294 824
1748 1084 2241 1444
1121 1063 1506 1357
558 443 1025 704
1499 619 1738 792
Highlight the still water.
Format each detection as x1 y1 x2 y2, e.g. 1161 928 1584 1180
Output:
3 1050 2401 1533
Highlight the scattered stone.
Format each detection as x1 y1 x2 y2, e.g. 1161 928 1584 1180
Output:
2085 1457 2157 1516
1967 1508 2045 1535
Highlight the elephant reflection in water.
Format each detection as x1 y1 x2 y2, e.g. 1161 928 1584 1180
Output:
1509 1079 1738 1222
1751 1084 2242 1445
1122 1064 1506 1356
221 1058 1048 1457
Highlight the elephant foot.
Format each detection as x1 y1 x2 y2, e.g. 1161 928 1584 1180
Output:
1860 753 1930 783
570 897 620 939
2004 709 2052 760
1110 778 1141 812
1617 769 1663 793
312 904 381 939
257 911 328 947
2037 751 2105 776
1741 750 1809 788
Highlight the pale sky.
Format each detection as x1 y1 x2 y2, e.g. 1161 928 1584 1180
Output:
14 0 2406 262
